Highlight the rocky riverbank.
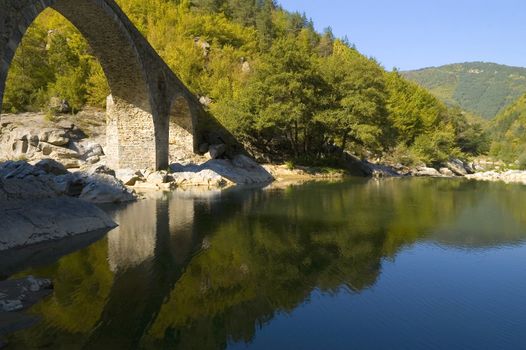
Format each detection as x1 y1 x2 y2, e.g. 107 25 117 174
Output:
0 111 275 252
465 170 526 184
0 110 522 253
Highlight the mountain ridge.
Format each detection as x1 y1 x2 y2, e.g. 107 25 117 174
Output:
402 62 526 120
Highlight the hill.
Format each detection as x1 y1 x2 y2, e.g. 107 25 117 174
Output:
490 93 526 163
402 62 526 120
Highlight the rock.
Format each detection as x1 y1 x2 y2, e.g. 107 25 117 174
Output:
232 154 258 169
439 167 455 177
414 166 442 177
141 168 154 180
83 143 104 159
338 153 375 177
466 170 526 184
115 168 143 186
56 120 75 130
79 174 136 203
85 155 100 164
37 142 81 168
59 158 84 169
208 144 226 159
0 197 117 250
70 140 100 158
38 142 52 156
0 161 46 179
366 162 401 178
171 169 231 187
0 175 59 199
0 161 135 203
38 129 69 146
446 158 470 176
146 171 169 184
34 159 68 176
241 61 251 73
199 96 212 106
11 140 28 157
168 158 273 187
202 159 273 184
85 164 116 177
52 173 85 197
49 144 79 159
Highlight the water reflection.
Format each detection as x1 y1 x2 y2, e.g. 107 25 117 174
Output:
7 178 526 349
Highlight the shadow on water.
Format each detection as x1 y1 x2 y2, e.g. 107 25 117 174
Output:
5 178 526 349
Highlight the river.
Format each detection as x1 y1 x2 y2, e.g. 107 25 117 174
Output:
5 178 526 349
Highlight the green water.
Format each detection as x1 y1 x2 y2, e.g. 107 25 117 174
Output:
6 178 526 349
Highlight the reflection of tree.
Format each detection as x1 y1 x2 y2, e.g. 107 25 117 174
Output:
8 238 114 349
8 179 526 349
430 180 526 247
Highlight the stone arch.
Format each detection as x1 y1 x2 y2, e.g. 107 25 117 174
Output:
0 0 165 169
168 94 198 164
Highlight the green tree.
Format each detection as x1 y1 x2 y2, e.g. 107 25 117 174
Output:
318 40 389 155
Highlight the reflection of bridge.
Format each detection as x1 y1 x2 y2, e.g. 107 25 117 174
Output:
86 189 255 348
0 0 238 169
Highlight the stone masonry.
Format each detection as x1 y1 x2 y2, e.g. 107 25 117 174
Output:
0 0 241 169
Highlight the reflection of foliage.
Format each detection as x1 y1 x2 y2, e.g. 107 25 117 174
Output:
144 179 489 348
9 238 113 349
8 179 526 349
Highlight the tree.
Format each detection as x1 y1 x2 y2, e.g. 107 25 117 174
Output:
255 0 275 51
318 40 389 155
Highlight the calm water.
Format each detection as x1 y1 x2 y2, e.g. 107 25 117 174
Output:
5 178 526 349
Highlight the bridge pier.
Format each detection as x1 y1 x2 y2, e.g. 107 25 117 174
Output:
105 95 163 170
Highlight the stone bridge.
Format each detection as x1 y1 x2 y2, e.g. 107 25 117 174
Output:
0 0 239 169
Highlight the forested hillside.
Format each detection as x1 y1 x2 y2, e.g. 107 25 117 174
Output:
490 93 526 164
402 62 526 120
2 0 488 166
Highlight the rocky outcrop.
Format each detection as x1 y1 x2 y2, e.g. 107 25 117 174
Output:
167 155 273 188
0 160 135 203
170 168 231 187
466 170 526 184
79 173 135 203
363 162 402 178
0 197 116 251
439 167 455 177
115 168 142 186
412 166 443 177
446 158 474 176
0 113 105 169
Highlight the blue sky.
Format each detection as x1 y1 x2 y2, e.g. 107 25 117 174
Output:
278 0 526 71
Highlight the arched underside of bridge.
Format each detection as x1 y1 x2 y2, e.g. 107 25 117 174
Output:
0 0 217 169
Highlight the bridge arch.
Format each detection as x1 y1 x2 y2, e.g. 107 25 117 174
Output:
0 0 200 169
